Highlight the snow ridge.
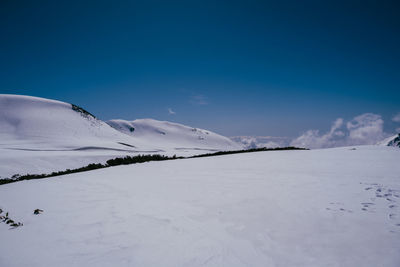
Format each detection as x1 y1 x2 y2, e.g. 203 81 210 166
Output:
107 118 242 151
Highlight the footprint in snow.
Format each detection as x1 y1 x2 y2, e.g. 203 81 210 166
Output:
361 183 400 231
361 202 376 212
361 202 374 207
326 203 352 213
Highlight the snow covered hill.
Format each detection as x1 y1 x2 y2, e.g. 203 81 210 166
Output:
1 145 399 266
107 118 242 152
380 133 400 148
0 94 240 177
0 94 142 150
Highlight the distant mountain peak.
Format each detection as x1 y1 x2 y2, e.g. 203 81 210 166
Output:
378 133 400 148
387 134 400 148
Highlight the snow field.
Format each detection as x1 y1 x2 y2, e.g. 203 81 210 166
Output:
1 146 399 266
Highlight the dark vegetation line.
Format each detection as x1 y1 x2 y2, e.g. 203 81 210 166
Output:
0 147 307 185
189 146 306 158
71 103 97 119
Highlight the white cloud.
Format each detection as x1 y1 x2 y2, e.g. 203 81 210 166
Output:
346 113 384 145
167 108 176 115
290 118 346 149
290 113 389 149
396 127 400 133
262 141 284 148
393 113 400 123
231 136 290 149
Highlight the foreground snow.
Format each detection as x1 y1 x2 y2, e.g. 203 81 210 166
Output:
1 145 399 266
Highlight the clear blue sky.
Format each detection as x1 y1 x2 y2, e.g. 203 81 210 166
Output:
1 0 399 137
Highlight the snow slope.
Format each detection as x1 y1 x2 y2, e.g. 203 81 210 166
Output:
107 118 242 151
1 145 400 267
379 133 400 148
0 94 240 177
0 94 146 150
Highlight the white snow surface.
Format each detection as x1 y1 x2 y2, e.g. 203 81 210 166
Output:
1 145 400 267
107 118 242 151
0 94 137 149
0 94 241 177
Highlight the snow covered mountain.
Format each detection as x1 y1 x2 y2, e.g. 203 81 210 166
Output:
380 134 400 148
0 94 152 150
0 94 240 177
107 118 242 151
1 94 400 266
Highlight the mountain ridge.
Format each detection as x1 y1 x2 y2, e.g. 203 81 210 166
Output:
0 94 241 177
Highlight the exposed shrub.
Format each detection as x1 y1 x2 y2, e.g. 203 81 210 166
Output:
0 209 23 229
189 146 308 158
0 147 307 185
71 104 97 119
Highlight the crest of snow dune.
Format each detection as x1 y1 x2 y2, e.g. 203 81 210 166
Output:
291 113 389 149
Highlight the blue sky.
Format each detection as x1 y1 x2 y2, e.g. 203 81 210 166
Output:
1 0 399 137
